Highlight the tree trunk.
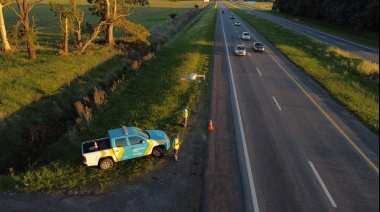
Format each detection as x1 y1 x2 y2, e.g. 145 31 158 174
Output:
26 33 37 59
81 21 106 53
0 3 11 51
106 24 114 45
15 0 41 60
75 21 82 47
24 15 37 60
64 17 68 55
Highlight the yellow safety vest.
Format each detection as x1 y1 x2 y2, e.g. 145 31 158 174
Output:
183 108 188 118
174 138 180 150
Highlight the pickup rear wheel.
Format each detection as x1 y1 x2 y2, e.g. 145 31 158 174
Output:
152 147 164 157
99 158 114 170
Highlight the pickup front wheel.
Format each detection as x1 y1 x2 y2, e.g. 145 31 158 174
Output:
99 158 114 170
152 147 164 157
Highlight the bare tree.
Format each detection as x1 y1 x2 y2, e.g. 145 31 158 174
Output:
0 1 11 51
70 0 84 47
13 0 43 59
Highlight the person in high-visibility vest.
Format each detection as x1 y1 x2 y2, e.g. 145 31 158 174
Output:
173 134 181 162
183 105 188 127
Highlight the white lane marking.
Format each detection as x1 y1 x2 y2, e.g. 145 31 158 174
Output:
337 42 345 46
307 30 312 33
273 96 282 111
360 50 372 55
309 161 337 208
220 6 260 212
256 68 262 76
248 52 251 57
320 36 326 39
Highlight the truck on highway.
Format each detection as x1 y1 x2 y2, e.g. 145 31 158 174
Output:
82 126 171 170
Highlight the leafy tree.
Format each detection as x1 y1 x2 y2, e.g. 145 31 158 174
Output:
0 0 12 51
50 2 71 55
13 0 43 59
273 0 379 31
69 0 85 47
87 0 149 46
50 0 84 54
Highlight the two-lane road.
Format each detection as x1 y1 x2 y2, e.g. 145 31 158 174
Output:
206 2 379 211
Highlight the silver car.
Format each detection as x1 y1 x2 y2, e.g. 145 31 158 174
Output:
235 21 241 26
241 32 250 40
234 45 247 56
252 42 265 52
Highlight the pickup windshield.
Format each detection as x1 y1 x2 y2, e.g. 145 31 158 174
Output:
136 128 150 139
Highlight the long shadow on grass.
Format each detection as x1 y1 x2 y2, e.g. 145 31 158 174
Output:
0 52 139 175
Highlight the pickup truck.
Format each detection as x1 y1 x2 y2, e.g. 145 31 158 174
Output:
82 126 171 170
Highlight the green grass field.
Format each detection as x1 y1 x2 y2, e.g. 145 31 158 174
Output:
0 2 216 193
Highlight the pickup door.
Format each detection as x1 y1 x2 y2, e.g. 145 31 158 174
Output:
114 136 150 161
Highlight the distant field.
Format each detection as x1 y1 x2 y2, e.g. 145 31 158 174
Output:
243 2 273 10
2 0 208 34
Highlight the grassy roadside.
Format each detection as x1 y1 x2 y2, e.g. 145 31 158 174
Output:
1 1 208 174
0 3 216 194
225 4 379 133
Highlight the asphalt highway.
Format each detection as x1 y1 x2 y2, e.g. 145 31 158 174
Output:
215 2 379 212
227 3 379 64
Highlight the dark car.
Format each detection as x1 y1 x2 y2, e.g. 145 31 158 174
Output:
252 42 265 52
230 15 235 19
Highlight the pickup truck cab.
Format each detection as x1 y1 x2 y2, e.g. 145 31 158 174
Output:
82 126 170 170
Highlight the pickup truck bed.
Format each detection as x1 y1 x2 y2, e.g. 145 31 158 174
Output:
82 138 110 153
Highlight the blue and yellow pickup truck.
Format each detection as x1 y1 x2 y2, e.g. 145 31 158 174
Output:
82 126 171 170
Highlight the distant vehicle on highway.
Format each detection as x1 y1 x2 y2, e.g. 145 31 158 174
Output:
234 45 247 56
235 21 241 26
252 42 265 52
241 32 251 40
249 8 253 12
222 10 224 14
230 15 235 19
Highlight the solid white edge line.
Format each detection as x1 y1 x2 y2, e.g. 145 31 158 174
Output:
256 68 262 76
309 161 337 208
273 96 282 111
220 4 260 212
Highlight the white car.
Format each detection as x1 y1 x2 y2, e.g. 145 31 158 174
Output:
235 21 241 26
234 45 247 56
241 32 250 40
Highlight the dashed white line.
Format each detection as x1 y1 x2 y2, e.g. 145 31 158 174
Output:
360 50 372 55
256 68 262 76
337 42 345 46
320 36 326 39
273 96 282 111
248 52 251 57
309 161 337 208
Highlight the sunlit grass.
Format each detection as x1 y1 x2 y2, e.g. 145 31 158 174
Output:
0 3 216 193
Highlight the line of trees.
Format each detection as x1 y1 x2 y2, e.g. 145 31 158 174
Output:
272 0 379 32
0 0 150 58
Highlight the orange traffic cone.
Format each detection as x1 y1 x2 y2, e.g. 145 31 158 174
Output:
208 119 214 131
